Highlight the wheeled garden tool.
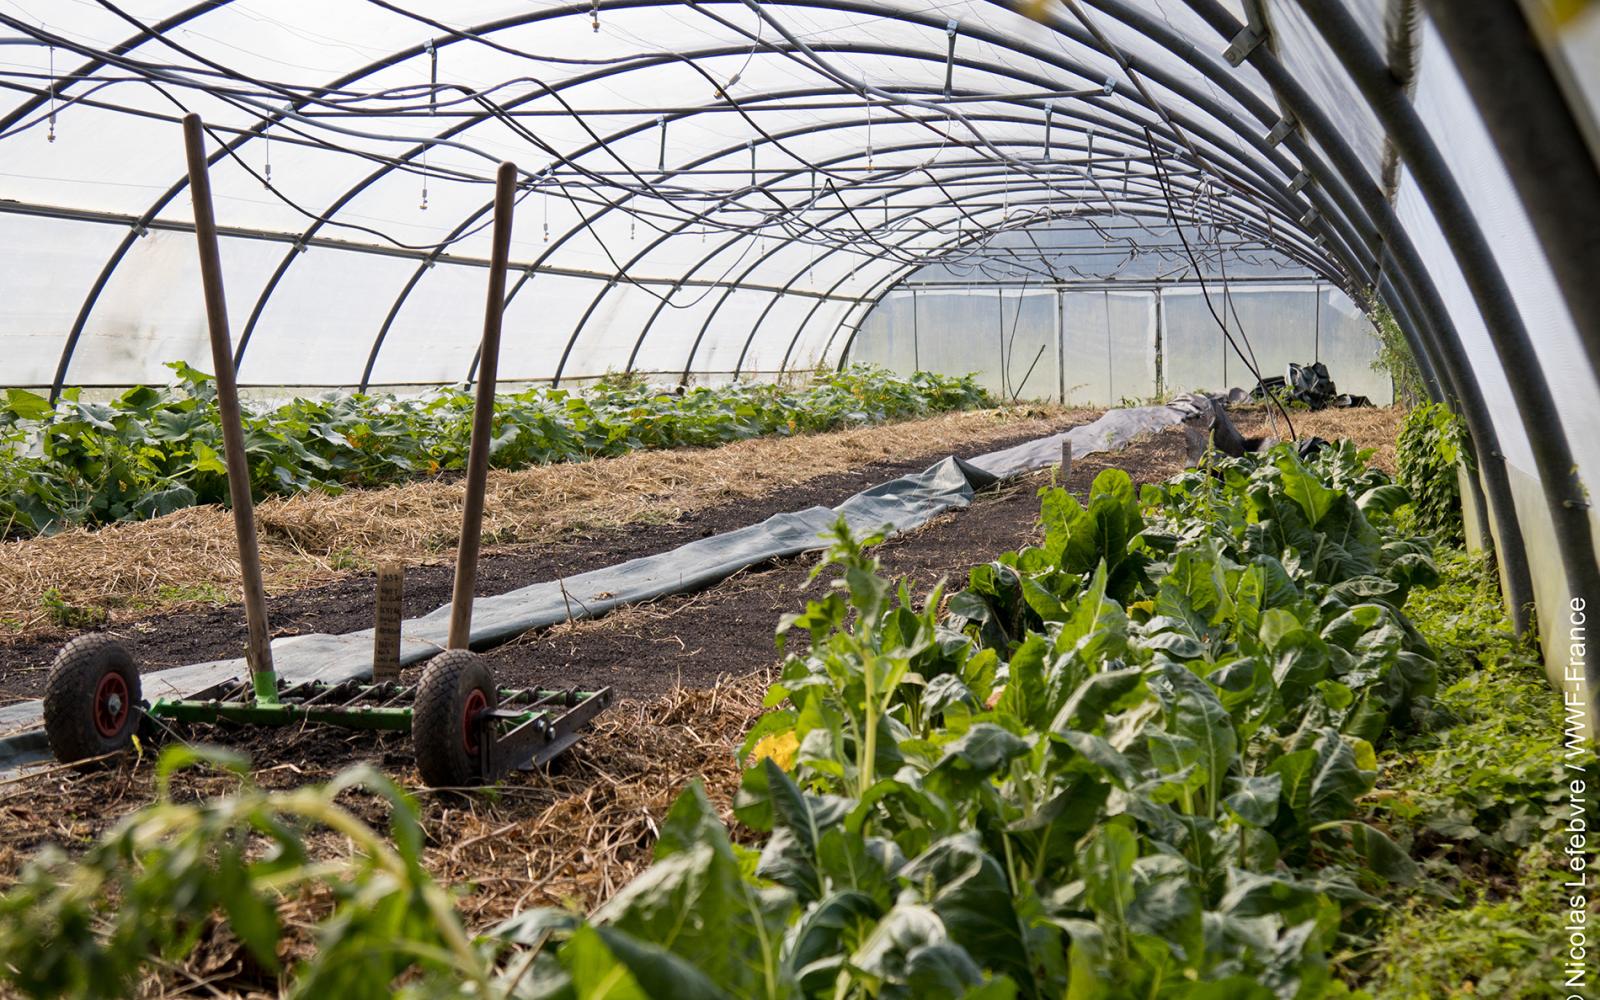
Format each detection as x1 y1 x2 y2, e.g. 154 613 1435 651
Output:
40 115 611 787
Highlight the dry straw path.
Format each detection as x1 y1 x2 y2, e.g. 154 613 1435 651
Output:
0 405 1091 637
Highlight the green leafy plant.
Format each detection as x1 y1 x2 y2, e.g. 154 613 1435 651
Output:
39 588 108 629
485 443 1443 997
1395 403 1467 545
5 438 1561 1000
0 747 556 1000
1369 305 1426 408
0 365 991 539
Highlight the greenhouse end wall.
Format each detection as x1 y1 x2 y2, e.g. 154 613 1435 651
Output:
849 281 1392 406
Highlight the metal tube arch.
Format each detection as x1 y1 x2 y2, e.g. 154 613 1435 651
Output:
1418 0 1600 378
554 145 1332 388
45 0 1352 395
527 104 1337 389
670 166 1345 384
1074 0 1536 631
1299 0 1600 653
385 82 1328 386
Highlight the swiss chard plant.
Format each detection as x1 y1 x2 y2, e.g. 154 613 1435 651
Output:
478 442 1444 998
0 440 1497 1000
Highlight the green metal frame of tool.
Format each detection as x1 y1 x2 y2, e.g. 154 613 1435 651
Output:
38 115 611 787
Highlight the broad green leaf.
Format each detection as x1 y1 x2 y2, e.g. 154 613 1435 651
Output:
1148 661 1237 814
901 834 1034 993
1268 730 1375 831
1272 451 1337 525
736 760 853 902
592 783 792 998
996 634 1052 730
563 924 730 1000
1080 824 1138 930
929 724 1029 788
784 890 881 993
1342 821 1418 885
1049 665 1144 734
1221 774 1281 828
4 388 51 420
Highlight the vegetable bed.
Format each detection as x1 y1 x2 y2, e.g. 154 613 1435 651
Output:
0 430 1572 999
0 365 988 538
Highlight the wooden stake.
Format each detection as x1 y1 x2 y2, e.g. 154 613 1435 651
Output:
448 161 518 650
372 562 404 681
181 114 274 690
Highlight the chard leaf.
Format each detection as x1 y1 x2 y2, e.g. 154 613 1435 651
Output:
1050 665 1145 734
1222 774 1282 828
1268 730 1375 831
1148 661 1237 815
784 890 881 993
1081 824 1139 932
564 923 731 1000
592 783 792 998
901 834 1035 994
736 760 853 902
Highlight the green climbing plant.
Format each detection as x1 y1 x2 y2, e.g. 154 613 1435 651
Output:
1396 402 1468 545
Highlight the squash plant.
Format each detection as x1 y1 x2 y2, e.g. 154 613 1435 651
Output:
0 365 990 538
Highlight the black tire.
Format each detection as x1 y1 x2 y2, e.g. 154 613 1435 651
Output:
412 650 498 788
42 634 142 766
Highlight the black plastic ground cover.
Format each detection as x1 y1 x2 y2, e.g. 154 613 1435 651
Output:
0 404 1188 770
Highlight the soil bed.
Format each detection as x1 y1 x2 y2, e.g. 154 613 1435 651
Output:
0 408 1404 998
0 425 1194 883
0 413 1086 702
463 423 1193 699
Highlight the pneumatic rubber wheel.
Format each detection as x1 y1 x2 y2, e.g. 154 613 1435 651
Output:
413 650 498 788
42 634 143 767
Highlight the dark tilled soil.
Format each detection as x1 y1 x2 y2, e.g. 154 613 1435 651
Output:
429 427 1191 700
0 419 1091 702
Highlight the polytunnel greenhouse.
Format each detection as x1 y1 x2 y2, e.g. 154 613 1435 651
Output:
0 0 1597 996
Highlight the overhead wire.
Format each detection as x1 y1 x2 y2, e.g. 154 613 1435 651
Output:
0 0 1339 333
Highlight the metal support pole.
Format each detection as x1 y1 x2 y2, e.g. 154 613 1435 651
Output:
1302 0 1599 653
448 161 518 650
1169 0 1536 634
181 113 276 700
1419 0 1600 378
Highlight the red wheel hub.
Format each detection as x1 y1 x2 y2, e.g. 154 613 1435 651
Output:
462 688 489 754
93 671 131 738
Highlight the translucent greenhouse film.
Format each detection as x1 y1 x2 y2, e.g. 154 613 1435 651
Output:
848 218 1392 404
8 1 1600 994
0 1 1597 700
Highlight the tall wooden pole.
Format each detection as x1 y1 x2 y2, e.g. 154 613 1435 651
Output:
448 160 518 650
181 114 276 697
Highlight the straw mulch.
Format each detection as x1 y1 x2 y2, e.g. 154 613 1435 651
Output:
0 406 1090 637
0 671 770 997
1231 404 1404 473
